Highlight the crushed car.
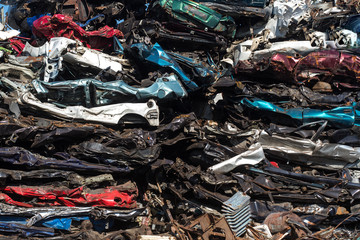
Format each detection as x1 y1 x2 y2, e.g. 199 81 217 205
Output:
0 0 359 239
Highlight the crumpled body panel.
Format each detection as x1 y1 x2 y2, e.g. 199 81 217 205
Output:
132 42 199 91
63 46 125 72
0 147 130 173
19 92 160 126
235 50 360 85
32 14 123 50
0 182 138 208
32 74 187 106
259 130 360 169
241 97 360 128
208 142 264 174
157 0 236 36
0 222 54 237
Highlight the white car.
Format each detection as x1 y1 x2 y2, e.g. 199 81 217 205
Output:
20 92 160 126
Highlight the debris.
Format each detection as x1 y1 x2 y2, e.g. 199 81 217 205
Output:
222 191 251 236
0 0 359 238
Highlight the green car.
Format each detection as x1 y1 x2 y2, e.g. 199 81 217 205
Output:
157 0 236 37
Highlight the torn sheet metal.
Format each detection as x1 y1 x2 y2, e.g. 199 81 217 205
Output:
183 214 238 240
264 211 307 237
259 130 360 169
329 28 358 47
22 37 77 82
0 63 36 81
247 224 273 239
131 42 199 91
22 37 127 82
234 40 320 62
264 0 310 39
23 37 76 59
62 46 126 73
166 51 221 82
304 30 327 47
232 33 270 62
7 55 44 68
208 143 265 174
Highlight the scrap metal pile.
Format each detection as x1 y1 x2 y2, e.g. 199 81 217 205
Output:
0 0 359 239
